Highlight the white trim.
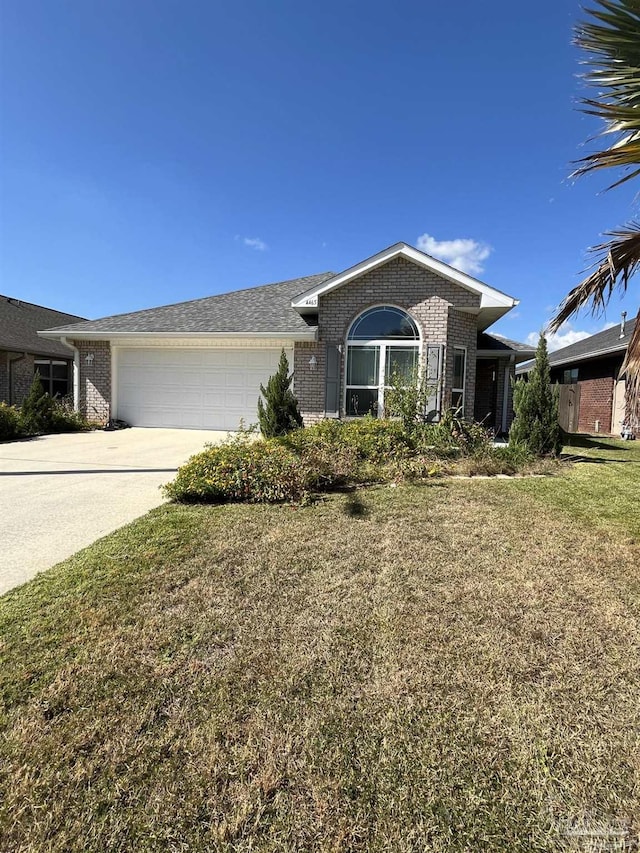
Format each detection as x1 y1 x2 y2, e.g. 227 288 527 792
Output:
111 346 118 421
37 329 317 343
59 336 80 412
292 242 518 313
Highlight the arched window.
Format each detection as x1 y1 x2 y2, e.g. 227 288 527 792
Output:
345 306 420 417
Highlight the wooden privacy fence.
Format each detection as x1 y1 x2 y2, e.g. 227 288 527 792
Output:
558 383 580 433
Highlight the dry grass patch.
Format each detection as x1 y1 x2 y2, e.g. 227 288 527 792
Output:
1 478 639 851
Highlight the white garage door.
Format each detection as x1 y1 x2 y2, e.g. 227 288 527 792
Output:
116 347 292 430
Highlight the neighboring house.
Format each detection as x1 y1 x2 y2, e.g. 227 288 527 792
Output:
40 242 533 432
516 314 637 435
0 295 87 407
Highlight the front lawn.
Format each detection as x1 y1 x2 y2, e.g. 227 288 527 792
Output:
1 440 639 851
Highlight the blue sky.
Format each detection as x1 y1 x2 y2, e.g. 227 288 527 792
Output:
1 0 638 349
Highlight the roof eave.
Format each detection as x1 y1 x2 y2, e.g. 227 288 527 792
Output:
38 329 318 342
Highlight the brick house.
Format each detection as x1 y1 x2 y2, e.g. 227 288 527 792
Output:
516 314 637 435
0 295 86 407
39 243 532 432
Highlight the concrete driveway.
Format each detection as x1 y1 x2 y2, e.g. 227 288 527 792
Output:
0 428 226 595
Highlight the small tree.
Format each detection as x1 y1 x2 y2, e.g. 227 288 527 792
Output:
20 373 55 435
510 334 562 456
257 349 303 438
385 366 430 433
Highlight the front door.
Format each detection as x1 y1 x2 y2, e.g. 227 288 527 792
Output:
474 359 498 429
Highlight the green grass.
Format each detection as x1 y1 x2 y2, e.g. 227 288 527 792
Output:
1 440 639 851
513 435 640 540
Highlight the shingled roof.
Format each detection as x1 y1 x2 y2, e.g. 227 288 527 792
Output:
477 332 535 360
40 273 335 338
516 316 637 373
0 295 87 359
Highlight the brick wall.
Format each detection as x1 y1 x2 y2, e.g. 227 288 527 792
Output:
551 355 623 435
447 309 477 421
293 341 325 424
0 352 8 403
298 256 481 422
0 352 36 406
11 354 35 406
73 340 111 424
577 375 615 433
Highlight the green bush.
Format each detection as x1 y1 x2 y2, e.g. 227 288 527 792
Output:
510 334 562 456
0 403 24 442
20 374 55 435
257 349 303 437
19 374 89 436
285 417 412 463
165 434 306 504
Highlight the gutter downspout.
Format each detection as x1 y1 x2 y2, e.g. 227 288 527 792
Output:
60 337 80 412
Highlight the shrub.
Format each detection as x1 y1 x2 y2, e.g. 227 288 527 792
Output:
19 374 55 435
0 403 23 442
285 417 412 463
165 433 310 504
257 349 303 438
510 335 562 456
19 374 89 436
384 367 432 432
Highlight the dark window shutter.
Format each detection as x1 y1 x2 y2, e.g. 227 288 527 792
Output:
425 344 443 422
325 345 341 418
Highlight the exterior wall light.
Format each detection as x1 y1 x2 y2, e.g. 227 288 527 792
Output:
85 353 95 365
308 355 318 371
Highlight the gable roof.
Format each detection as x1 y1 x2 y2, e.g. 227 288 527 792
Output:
291 242 518 330
516 316 637 374
0 295 87 359
39 273 334 340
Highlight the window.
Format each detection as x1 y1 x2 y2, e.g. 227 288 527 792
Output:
563 367 579 384
345 306 420 417
34 360 70 398
451 347 466 413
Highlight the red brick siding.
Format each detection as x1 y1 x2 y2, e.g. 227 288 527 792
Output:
551 355 624 434
577 376 615 433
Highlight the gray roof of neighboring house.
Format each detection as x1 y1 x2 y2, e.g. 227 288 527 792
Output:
478 332 535 355
41 273 336 337
516 316 637 373
0 295 87 359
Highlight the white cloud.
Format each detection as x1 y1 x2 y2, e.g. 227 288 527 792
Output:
416 233 492 275
526 319 617 352
243 236 268 251
526 327 590 351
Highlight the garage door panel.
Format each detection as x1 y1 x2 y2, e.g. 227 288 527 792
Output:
116 347 291 430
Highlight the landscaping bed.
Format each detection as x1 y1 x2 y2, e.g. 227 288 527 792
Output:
164 416 560 505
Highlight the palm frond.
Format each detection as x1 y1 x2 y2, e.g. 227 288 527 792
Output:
621 309 640 423
549 223 640 330
572 0 640 185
